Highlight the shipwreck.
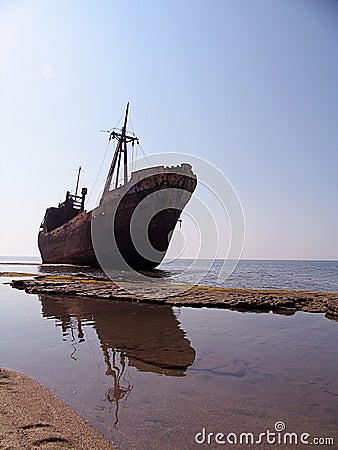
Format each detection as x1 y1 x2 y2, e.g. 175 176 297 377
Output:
38 104 197 270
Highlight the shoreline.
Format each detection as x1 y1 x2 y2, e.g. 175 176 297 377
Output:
4 273 338 321
1 272 337 448
0 368 115 449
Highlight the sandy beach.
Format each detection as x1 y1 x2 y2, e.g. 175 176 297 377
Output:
0 368 115 449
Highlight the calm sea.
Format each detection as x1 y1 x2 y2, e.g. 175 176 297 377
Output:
1 256 338 292
161 259 338 292
0 257 337 449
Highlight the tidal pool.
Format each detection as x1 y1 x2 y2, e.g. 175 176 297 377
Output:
0 278 337 449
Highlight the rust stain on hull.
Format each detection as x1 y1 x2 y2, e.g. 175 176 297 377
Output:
38 167 197 270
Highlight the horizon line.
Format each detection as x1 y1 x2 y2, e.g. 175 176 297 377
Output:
1 256 337 262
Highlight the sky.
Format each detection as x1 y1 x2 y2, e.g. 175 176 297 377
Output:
0 0 337 259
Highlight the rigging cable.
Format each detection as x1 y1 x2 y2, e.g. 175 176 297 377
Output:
128 112 137 173
87 111 125 204
129 112 151 169
136 142 151 167
87 138 111 203
108 111 124 132
128 112 135 134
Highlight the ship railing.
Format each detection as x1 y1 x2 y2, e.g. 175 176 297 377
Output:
68 194 84 210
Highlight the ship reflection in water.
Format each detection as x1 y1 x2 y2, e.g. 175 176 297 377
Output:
38 294 196 426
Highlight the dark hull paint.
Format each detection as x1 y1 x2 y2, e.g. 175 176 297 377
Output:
38 165 197 269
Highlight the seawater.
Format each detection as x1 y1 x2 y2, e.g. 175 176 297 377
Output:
1 257 338 292
0 258 337 449
160 259 338 292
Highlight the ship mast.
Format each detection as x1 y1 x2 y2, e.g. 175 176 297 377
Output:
74 166 82 197
103 103 139 197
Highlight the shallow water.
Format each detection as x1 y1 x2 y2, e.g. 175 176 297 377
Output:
0 268 337 449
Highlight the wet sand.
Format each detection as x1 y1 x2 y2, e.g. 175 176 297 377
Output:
0 368 115 449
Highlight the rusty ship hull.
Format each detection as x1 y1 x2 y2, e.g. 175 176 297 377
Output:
38 164 197 270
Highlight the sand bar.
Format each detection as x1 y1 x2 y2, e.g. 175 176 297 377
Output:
5 273 338 320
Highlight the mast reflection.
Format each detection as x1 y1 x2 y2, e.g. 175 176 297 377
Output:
104 349 133 427
38 294 195 426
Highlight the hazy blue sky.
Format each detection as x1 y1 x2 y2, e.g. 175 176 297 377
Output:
0 0 337 259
